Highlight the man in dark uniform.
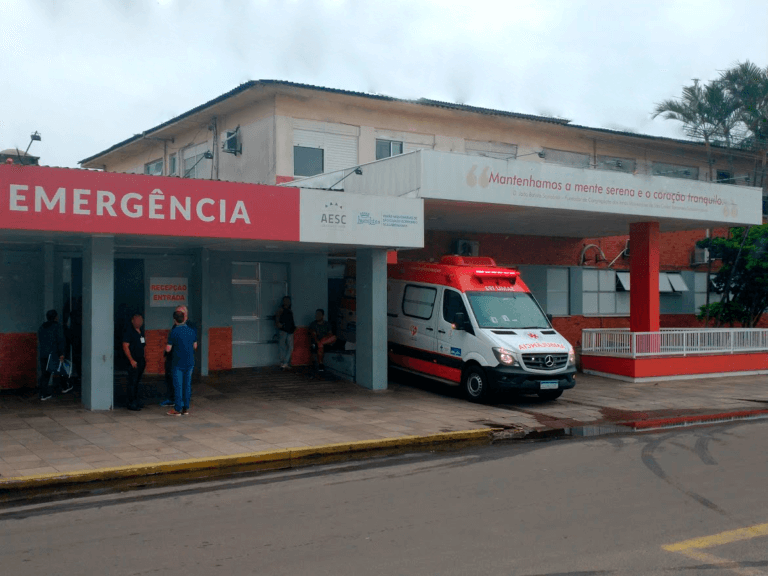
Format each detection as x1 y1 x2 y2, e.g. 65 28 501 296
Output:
122 314 146 411
37 309 70 401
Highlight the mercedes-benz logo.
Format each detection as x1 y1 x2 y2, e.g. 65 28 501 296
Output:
544 355 554 367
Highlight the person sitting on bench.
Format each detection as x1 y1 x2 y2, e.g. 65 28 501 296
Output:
309 308 337 372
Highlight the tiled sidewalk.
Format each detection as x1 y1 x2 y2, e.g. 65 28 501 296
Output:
1 369 767 480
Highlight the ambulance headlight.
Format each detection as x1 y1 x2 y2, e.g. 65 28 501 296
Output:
568 346 576 366
493 347 518 366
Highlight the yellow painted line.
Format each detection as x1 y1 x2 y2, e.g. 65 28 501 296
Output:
0 428 497 491
663 523 768 552
675 549 766 576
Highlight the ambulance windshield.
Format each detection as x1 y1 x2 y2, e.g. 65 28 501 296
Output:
466 292 550 329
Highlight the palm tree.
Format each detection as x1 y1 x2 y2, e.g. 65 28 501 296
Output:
720 61 768 193
652 79 727 181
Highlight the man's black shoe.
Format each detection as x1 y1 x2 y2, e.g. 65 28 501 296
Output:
127 403 141 411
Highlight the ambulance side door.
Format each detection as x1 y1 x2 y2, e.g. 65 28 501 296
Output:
437 288 475 362
397 283 438 353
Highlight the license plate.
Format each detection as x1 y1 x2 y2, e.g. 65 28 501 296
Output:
540 381 559 390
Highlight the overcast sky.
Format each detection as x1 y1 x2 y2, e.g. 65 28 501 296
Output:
2 0 767 168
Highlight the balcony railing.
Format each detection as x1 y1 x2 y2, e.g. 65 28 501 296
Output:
582 328 768 358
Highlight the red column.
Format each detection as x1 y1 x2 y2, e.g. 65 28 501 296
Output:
629 222 660 332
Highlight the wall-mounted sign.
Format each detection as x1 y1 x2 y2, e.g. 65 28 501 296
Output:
299 189 423 247
150 277 188 307
0 165 300 241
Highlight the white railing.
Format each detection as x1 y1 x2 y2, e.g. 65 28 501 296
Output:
582 328 768 358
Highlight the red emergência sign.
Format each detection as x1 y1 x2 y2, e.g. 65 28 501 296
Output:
0 165 300 241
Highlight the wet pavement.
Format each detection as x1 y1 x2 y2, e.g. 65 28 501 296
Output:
1 367 767 480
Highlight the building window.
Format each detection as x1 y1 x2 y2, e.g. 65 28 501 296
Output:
465 140 518 160
182 143 212 179
583 269 619 315
541 148 590 169
376 139 404 160
294 146 324 177
596 155 636 173
694 273 719 311
652 162 699 180
402 285 437 320
144 159 163 176
546 268 570 316
169 154 177 176
716 170 734 184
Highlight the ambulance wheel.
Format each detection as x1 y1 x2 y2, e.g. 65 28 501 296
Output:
537 389 563 401
462 366 489 403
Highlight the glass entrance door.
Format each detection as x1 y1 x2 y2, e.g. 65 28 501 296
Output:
231 262 288 368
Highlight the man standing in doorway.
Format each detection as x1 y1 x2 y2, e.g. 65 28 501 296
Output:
122 314 146 411
37 309 71 401
165 310 197 416
275 296 295 370
309 309 337 372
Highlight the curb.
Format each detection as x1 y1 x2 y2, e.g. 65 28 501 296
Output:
623 409 768 430
0 428 496 492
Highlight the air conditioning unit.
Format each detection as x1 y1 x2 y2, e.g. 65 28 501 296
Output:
453 239 479 257
691 247 709 266
221 126 241 156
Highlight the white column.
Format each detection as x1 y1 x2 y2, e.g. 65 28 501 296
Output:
82 236 114 410
356 248 388 390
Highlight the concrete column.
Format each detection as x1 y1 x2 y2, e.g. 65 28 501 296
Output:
356 248 388 390
200 248 210 376
629 222 660 332
43 241 55 313
82 236 114 410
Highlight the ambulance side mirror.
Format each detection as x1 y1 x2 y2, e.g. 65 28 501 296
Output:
547 313 554 324
453 312 469 331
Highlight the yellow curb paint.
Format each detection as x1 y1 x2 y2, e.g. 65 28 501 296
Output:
674 550 764 576
663 523 768 552
0 428 496 491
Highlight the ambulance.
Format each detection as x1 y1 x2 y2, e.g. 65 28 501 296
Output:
387 256 576 402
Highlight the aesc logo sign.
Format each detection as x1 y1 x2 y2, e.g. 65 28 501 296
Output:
320 201 347 228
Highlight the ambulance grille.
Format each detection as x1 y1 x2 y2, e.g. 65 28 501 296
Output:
521 353 568 370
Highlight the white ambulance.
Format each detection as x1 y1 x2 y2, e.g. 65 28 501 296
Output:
387 256 576 402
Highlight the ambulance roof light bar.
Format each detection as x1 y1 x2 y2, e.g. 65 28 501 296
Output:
473 269 518 278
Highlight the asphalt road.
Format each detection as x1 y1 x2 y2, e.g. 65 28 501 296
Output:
1 420 768 576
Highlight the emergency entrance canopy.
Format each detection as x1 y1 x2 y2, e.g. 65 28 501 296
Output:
0 165 424 248
292 150 762 237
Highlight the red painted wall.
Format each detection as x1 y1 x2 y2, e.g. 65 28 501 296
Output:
209 327 233 371
144 329 170 375
582 352 768 378
292 327 311 366
0 333 37 389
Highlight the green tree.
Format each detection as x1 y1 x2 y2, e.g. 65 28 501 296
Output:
697 224 768 327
